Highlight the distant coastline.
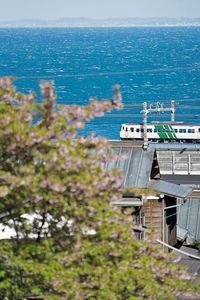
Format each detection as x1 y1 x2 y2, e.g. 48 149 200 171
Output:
1 17 200 28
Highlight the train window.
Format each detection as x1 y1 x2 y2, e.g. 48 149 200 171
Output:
141 128 144 133
173 129 178 133
147 128 152 133
188 129 195 133
125 127 128 131
179 129 186 133
131 128 134 132
136 128 140 132
122 126 124 130
154 128 158 133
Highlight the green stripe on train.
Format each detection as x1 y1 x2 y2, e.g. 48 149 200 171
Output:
154 125 177 139
170 125 177 139
164 125 174 139
169 125 177 139
155 125 167 139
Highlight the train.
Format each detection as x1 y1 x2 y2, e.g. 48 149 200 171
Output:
120 122 200 142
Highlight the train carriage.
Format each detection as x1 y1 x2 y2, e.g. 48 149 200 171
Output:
120 122 200 143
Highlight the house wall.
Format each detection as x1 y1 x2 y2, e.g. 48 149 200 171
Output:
141 197 177 246
142 198 163 241
164 197 177 246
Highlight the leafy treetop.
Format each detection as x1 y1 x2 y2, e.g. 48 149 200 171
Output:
0 77 198 300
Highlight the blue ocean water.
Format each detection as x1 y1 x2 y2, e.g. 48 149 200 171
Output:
0 27 200 139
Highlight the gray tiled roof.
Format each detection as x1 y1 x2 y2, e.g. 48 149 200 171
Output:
148 180 192 199
105 146 155 188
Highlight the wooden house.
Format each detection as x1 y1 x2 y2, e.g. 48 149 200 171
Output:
108 141 192 247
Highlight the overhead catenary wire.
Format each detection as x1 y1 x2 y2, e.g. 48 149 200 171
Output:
7 66 200 107
103 114 200 118
7 67 200 115
124 102 200 108
14 64 200 81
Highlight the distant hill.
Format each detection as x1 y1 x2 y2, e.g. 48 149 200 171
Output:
1 17 200 28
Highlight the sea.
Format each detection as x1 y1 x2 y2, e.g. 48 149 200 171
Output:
1 27 200 139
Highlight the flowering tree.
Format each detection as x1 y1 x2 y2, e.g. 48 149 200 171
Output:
0 78 197 299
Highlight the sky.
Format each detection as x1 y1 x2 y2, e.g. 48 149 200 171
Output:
1 0 200 21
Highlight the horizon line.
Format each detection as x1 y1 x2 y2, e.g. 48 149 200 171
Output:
2 16 200 22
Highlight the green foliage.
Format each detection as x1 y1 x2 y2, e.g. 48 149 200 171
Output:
0 236 197 300
0 77 198 299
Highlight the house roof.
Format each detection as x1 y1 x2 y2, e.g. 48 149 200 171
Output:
177 197 200 245
105 145 154 188
111 197 143 207
156 150 200 175
161 174 200 186
148 180 192 199
106 141 193 199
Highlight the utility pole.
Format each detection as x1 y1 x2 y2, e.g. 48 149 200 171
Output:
171 100 175 122
143 102 148 148
142 100 176 149
112 84 122 106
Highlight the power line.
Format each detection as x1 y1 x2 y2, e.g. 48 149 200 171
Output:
10 68 200 109
124 99 200 107
124 102 200 108
15 64 200 81
103 113 200 118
